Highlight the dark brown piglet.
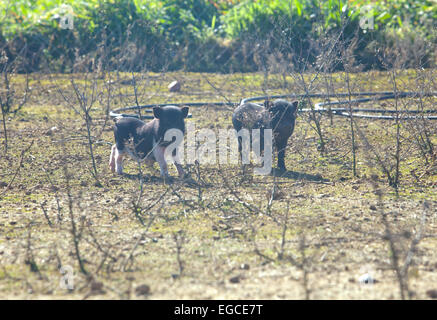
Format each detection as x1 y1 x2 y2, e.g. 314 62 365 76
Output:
232 99 298 171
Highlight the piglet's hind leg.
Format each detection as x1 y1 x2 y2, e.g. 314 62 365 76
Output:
109 144 116 172
115 148 124 175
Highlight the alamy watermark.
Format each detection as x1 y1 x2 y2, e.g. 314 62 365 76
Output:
358 265 376 286
57 4 74 30
59 265 74 290
359 5 374 31
161 123 274 175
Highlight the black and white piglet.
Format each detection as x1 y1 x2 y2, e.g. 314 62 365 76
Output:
232 99 298 171
109 105 189 177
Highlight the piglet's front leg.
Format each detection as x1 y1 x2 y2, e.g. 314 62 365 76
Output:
115 149 124 175
110 144 124 174
173 151 185 178
153 145 169 178
175 163 185 178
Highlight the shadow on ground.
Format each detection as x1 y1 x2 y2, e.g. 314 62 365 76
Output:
272 168 329 182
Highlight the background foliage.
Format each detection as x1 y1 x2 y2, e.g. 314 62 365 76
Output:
0 0 436 72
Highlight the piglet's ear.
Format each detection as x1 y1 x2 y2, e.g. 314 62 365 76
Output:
153 106 162 119
264 100 273 109
181 106 189 118
291 101 299 116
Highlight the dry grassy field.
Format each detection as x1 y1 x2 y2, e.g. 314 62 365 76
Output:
0 70 436 299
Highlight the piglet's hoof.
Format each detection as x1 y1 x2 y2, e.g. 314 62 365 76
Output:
161 175 174 184
272 167 287 176
182 176 198 186
180 172 193 180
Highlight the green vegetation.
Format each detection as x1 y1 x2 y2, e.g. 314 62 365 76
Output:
1 0 436 72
